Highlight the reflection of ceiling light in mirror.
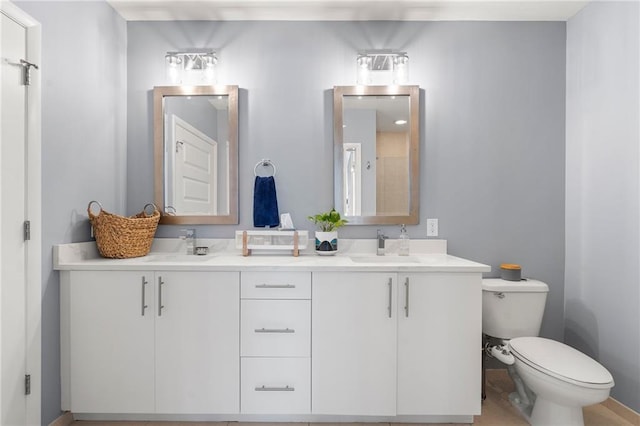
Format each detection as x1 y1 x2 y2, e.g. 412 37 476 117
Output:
395 119 407 125
165 50 217 85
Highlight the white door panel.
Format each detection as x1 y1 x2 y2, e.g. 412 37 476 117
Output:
1 6 41 424
172 115 218 215
1 12 28 426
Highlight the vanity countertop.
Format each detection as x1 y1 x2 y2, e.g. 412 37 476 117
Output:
54 238 490 273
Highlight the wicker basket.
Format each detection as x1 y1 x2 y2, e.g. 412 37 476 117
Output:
88 201 160 259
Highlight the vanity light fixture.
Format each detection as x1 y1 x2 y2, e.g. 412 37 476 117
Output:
356 50 409 85
165 50 217 85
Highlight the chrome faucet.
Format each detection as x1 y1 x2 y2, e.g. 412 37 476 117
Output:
377 229 387 256
181 228 196 255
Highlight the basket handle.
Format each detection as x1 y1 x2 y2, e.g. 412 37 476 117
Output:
87 200 103 218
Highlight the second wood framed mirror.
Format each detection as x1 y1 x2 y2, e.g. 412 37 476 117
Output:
333 85 420 225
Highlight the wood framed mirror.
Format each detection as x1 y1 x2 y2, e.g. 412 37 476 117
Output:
334 85 420 225
153 85 238 225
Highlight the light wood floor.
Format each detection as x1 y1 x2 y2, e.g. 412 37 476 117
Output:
67 370 638 426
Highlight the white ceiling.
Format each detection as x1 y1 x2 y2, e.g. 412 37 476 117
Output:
106 0 589 21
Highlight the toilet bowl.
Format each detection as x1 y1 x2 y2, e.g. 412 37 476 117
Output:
482 278 615 426
509 336 614 426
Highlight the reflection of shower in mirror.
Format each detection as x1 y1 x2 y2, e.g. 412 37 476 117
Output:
343 143 362 216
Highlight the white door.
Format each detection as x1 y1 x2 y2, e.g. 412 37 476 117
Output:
172 115 218 215
312 272 397 415
69 271 155 413
0 5 41 425
155 271 240 414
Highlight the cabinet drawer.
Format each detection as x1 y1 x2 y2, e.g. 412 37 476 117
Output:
241 300 310 357
241 271 311 299
241 357 310 414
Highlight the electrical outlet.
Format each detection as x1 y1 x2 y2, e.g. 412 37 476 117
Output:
427 218 438 237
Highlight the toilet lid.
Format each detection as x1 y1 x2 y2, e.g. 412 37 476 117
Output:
509 337 614 389
481 278 549 293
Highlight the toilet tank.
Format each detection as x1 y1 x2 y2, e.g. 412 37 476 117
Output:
482 278 549 339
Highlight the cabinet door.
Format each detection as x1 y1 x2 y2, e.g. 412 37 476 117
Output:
155 271 240 413
397 273 481 415
312 272 397 415
69 271 155 413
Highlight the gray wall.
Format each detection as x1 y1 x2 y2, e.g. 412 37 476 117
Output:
128 20 567 342
566 1 640 411
14 2 127 424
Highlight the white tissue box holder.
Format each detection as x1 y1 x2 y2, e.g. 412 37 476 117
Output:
235 230 309 257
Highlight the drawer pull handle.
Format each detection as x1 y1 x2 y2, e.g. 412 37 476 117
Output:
255 385 295 392
254 327 295 333
255 284 296 289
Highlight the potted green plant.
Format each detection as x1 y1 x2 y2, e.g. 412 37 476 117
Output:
308 208 348 255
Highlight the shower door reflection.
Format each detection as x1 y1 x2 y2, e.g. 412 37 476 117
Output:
343 143 362 216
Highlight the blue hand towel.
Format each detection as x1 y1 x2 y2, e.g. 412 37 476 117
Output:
253 176 279 228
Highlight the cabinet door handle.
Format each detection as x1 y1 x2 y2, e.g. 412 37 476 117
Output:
141 276 148 316
255 385 295 392
158 276 165 316
255 284 295 289
387 277 393 318
404 277 410 317
254 327 295 333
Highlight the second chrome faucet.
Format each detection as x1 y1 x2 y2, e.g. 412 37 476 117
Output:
377 229 387 255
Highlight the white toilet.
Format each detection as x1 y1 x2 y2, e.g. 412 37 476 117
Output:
482 278 614 426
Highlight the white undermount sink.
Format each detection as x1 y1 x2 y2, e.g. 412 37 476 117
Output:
349 256 421 264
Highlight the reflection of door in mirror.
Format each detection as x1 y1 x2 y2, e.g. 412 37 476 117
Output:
343 143 361 216
163 95 229 216
342 94 410 217
169 115 218 215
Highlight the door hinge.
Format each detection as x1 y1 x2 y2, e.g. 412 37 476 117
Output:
24 220 31 241
25 374 31 395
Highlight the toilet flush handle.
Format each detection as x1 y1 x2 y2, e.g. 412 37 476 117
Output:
494 292 505 299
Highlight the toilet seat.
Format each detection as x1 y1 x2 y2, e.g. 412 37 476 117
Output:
509 337 614 390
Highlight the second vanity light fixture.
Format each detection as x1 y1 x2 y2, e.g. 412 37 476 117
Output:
165 50 217 85
356 50 409 85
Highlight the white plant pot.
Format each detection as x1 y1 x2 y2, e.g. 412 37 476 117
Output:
315 231 338 254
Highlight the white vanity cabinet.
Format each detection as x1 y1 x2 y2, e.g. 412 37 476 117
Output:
312 272 398 415
312 271 481 417
65 270 155 413
56 240 489 422
62 270 240 414
396 272 481 415
155 271 240 414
